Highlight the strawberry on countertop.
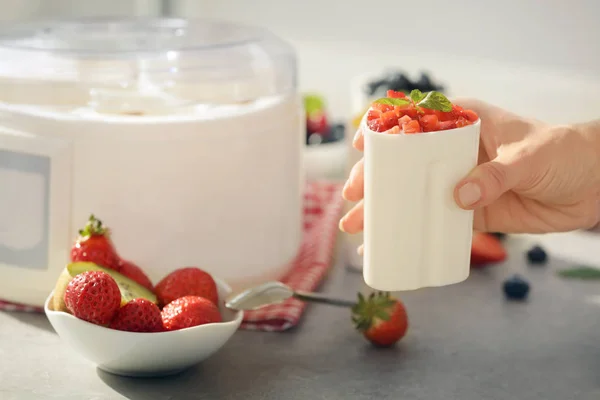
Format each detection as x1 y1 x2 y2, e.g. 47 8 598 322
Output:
471 231 507 267
161 296 222 331
64 270 121 326
155 267 219 307
70 214 121 272
351 291 409 347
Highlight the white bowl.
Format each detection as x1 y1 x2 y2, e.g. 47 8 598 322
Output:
44 277 243 377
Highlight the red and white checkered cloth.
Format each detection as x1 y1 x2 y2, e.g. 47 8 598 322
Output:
241 181 345 331
0 181 346 332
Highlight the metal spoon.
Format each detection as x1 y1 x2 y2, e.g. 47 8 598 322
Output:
225 281 356 311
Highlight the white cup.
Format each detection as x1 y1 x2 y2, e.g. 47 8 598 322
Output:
362 119 481 291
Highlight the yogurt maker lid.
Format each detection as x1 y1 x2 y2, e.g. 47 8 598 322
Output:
0 18 297 114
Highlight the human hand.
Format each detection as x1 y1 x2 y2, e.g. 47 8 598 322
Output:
340 99 600 236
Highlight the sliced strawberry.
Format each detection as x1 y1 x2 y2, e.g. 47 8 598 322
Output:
70 214 120 271
471 231 507 267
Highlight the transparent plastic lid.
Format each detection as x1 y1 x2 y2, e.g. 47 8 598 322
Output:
0 18 297 116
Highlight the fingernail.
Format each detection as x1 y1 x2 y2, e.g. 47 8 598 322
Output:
357 245 364 256
458 182 482 207
353 129 361 143
342 179 350 193
338 218 346 232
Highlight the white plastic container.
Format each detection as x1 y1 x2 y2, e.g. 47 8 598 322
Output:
0 18 304 306
362 119 480 291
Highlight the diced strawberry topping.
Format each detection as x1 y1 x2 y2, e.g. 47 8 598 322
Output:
380 111 398 126
420 114 439 132
464 109 479 122
366 91 478 135
367 109 381 120
386 90 406 99
398 115 412 126
455 117 469 128
371 103 394 113
400 105 419 119
439 120 457 130
402 120 422 134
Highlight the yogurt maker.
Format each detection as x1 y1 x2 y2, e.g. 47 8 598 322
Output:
0 18 304 307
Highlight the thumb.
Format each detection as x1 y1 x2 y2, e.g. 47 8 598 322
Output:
454 158 520 209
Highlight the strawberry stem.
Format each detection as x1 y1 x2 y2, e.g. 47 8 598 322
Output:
78 214 108 238
351 291 396 332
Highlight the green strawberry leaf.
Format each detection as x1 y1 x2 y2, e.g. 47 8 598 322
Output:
375 310 390 321
416 91 452 112
373 97 411 107
410 89 426 103
557 266 600 280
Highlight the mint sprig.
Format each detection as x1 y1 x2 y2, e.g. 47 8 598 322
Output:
409 89 426 103
416 91 452 112
373 97 411 107
372 90 452 112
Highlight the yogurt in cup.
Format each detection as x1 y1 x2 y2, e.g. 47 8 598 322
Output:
362 90 480 291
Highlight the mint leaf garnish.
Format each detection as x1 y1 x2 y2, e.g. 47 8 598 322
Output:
373 97 410 107
410 89 426 103
416 91 452 112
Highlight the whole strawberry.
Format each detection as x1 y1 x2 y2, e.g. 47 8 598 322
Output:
64 271 121 326
109 298 163 332
155 267 218 307
161 296 222 331
351 291 409 347
71 214 120 271
119 260 154 291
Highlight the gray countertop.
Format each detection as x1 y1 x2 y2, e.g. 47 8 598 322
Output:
2 236 600 400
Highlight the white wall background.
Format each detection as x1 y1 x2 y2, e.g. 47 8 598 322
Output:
0 0 598 123
172 0 600 124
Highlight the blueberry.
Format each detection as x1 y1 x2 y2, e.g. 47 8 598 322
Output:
416 72 432 89
386 73 412 92
365 79 386 96
526 245 547 265
503 275 530 300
